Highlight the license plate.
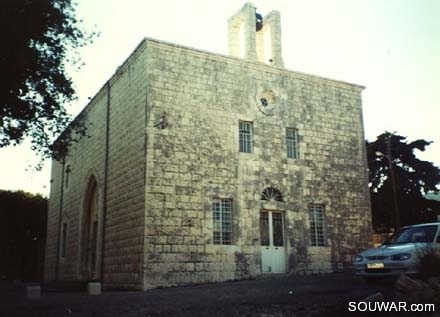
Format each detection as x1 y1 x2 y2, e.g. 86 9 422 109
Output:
367 263 384 269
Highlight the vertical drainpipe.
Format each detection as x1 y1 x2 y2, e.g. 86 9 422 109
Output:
55 160 65 281
100 81 111 281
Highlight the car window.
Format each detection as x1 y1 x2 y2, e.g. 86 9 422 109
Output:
424 226 437 242
384 225 438 244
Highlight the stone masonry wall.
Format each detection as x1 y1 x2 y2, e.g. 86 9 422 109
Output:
44 88 107 282
46 36 372 290
44 160 62 282
142 39 372 288
45 43 148 290
101 44 148 290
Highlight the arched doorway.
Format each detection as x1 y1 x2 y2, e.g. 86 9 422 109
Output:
260 186 286 273
81 178 101 280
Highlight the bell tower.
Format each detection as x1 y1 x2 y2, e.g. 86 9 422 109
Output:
228 3 284 68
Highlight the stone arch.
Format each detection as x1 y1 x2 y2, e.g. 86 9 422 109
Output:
81 175 102 280
261 186 284 202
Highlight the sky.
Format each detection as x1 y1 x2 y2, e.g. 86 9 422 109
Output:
0 0 439 196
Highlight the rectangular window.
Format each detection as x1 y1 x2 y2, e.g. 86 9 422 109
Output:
61 222 68 257
239 121 253 153
286 128 299 158
310 205 325 246
64 165 71 189
91 221 98 271
213 199 232 245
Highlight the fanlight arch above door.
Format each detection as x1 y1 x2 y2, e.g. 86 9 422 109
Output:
261 186 283 202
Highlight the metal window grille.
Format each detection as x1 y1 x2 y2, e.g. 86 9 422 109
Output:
310 205 325 246
239 121 253 153
213 199 232 245
259 212 270 246
286 128 299 158
272 213 284 247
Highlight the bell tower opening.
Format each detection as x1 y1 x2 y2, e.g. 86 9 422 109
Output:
228 2 284 67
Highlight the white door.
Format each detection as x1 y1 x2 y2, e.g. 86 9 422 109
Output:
260 211 286 273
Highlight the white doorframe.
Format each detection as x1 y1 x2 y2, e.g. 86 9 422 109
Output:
260 210 286 273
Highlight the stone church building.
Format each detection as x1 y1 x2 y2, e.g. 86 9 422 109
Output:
44 3 372 290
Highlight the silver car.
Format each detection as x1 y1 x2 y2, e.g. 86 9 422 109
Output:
353 222 440 280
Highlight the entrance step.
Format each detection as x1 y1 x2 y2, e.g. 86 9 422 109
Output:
43 280 89 292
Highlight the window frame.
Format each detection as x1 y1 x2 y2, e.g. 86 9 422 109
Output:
309 204 325 247
286 128 299 159
64 164 71 189
239 121 253 153
212 198 233 245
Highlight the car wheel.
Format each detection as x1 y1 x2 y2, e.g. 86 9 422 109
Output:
420 254 440 280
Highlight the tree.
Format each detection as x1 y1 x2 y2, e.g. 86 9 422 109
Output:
0 0 94 160
367 132 440 231
0 190 47 281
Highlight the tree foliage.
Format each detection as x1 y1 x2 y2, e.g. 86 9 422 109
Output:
0 0 94 160
0 190 47 281
367 132 440 231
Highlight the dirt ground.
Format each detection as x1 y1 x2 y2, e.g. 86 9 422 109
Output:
0 273 396 316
